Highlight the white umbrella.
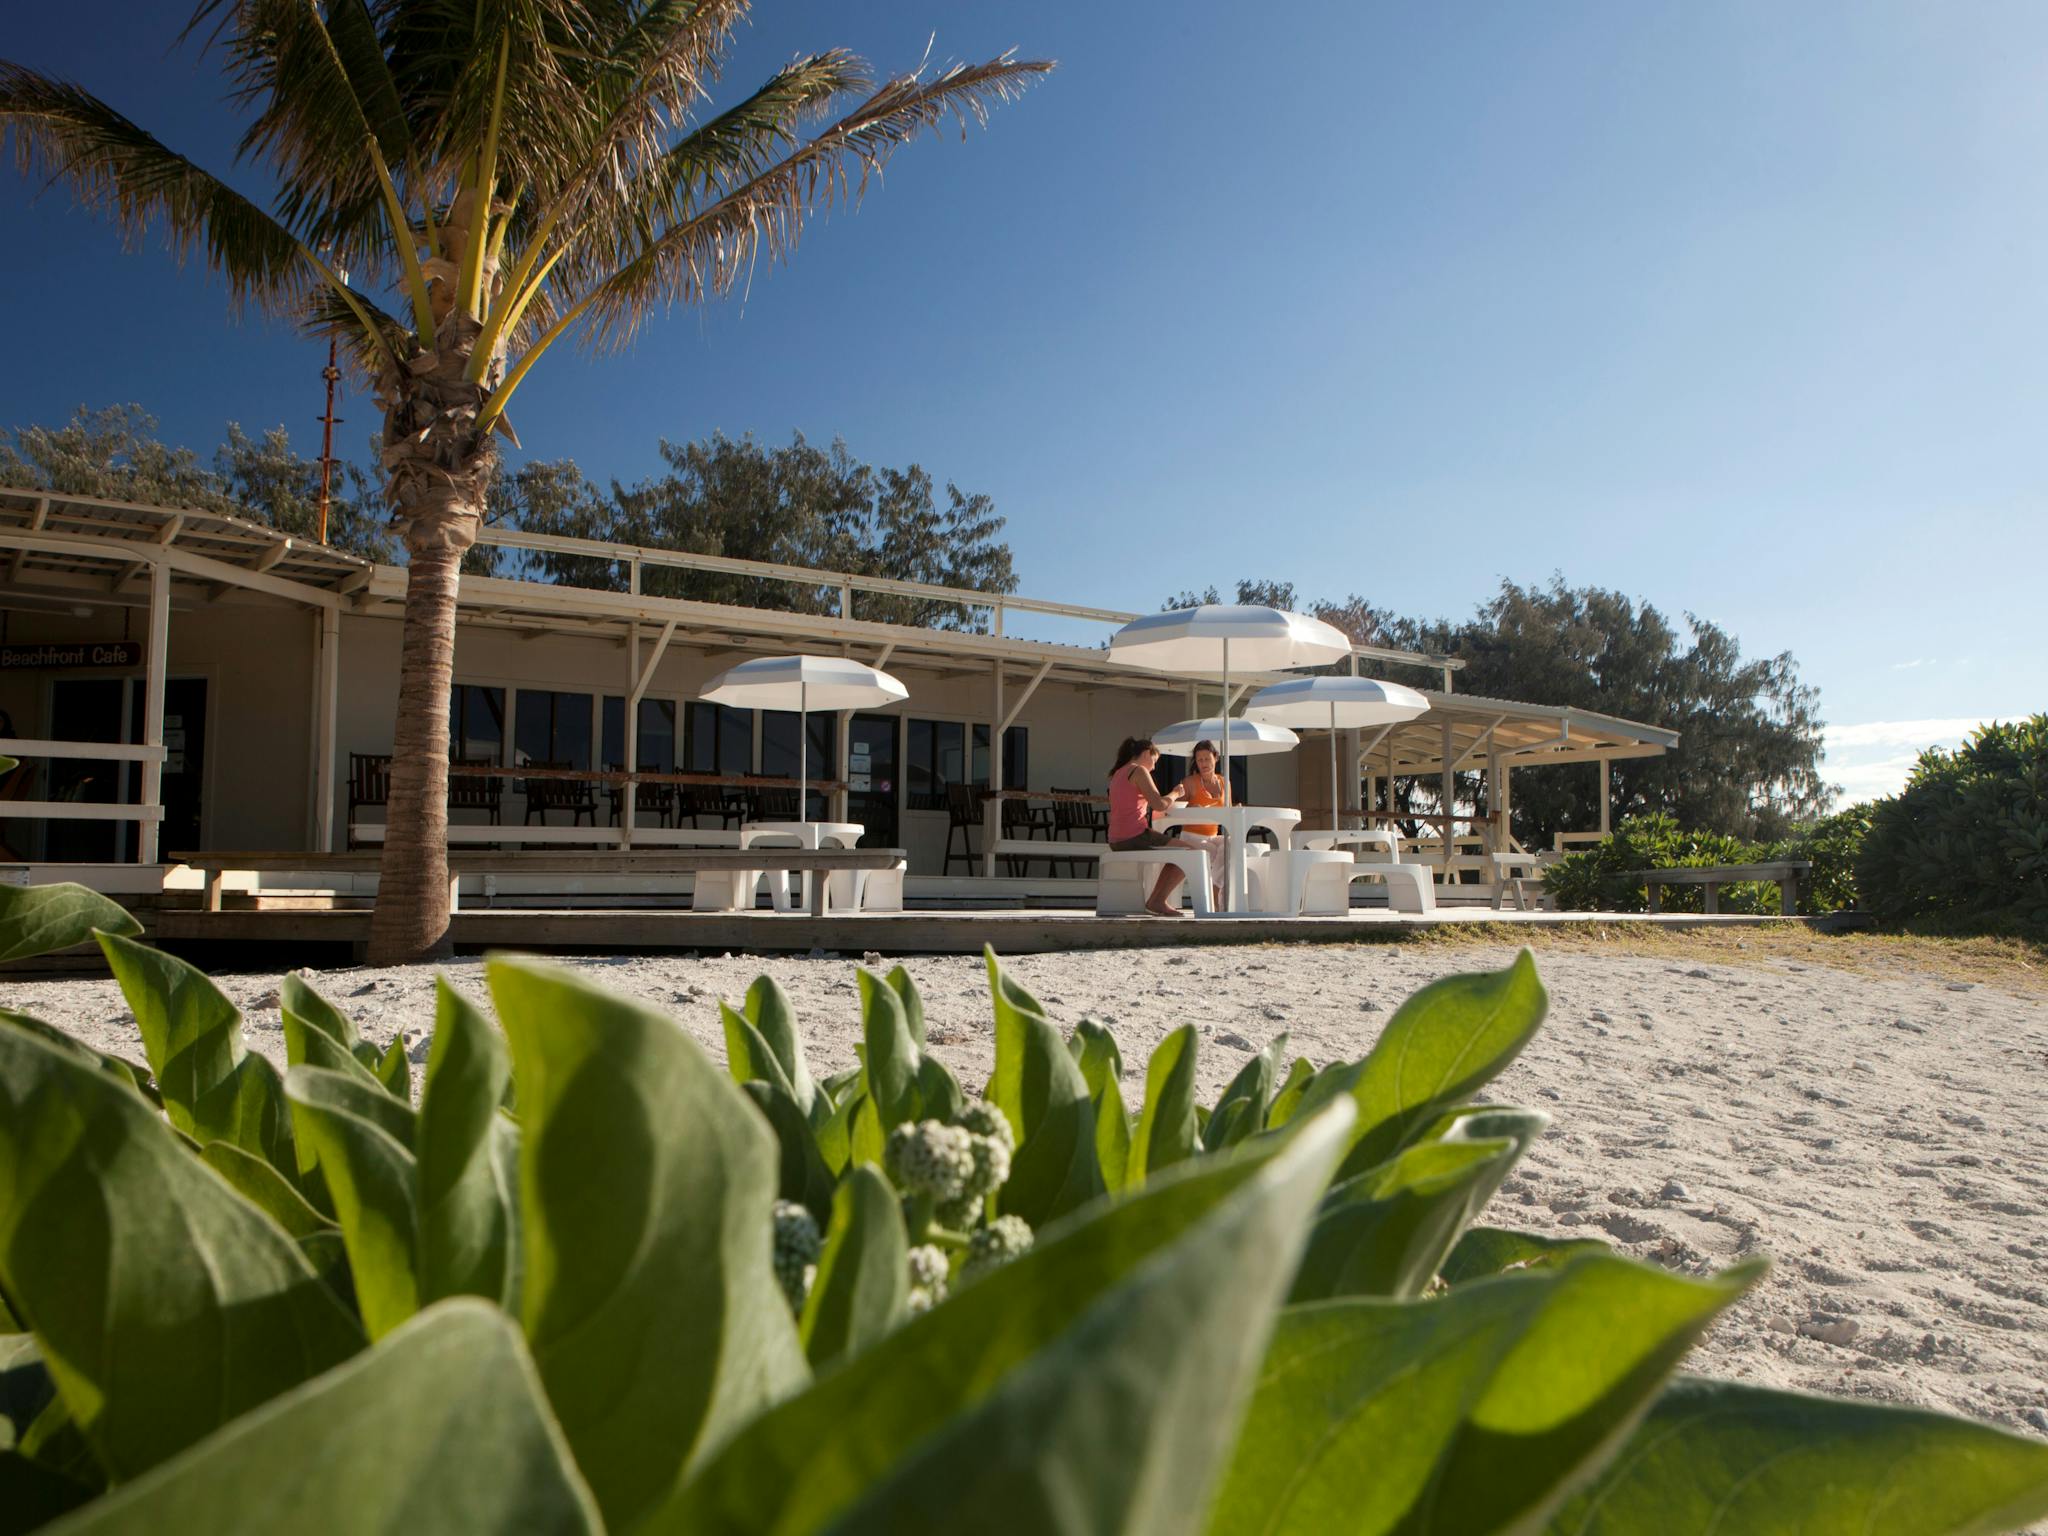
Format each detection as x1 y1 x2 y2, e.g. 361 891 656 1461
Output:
1150 717 1301 756
1108 605 1351 797
699 654 908 822
1243 676 1429 828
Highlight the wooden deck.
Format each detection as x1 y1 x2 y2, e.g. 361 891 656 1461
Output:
143 903 1818 956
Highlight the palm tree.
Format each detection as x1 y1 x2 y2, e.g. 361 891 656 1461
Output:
1 4 1049 962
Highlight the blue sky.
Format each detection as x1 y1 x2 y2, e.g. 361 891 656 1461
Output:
3 2 2043 800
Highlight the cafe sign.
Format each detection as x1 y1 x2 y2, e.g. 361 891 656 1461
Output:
0 641 144 670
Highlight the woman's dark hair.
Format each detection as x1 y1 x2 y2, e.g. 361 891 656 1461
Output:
1190 739 1219 769
1110 737 1156 775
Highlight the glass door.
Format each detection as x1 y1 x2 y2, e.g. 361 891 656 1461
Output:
846 714 899 848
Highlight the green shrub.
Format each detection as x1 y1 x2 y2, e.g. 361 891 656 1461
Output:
0 881 2044 1534
1544 809 1871 915
1858 716 2048 932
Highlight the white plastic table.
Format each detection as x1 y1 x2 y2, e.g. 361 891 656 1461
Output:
1155 804 1302 914
1293 829 1402 861
740 821 865 911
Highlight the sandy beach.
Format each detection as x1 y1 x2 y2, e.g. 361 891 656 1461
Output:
9 932 2045 1443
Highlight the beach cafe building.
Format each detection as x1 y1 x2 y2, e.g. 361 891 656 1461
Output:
0 488 1676 909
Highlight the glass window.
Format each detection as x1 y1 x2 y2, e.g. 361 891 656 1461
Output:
905 718 966 810
761 710 837 819
449 684 505 763
686 701 752 776
514 690 593 769
969 724 1029 790
601 696 677 771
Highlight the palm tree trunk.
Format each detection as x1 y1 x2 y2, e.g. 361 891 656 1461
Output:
364 327 494 965
366 516 470 963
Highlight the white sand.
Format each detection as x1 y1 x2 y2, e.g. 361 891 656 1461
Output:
8 940 2046 1443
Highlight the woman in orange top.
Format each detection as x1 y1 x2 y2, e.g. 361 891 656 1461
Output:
1171 739 1230 914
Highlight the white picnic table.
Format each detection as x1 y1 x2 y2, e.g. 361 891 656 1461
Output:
1292 828 1402 860
739 820 866 911
1155 804 1302 914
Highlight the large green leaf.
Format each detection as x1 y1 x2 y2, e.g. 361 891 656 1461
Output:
42 1301 601 1535
283 1005 385 1091
1213 1254 1758 1536
373 1035 412 1101
1203 1033 1285 1152
1092 1080 1132 1197
1265 1056 1317 1131
985 946 1071 1141
1069 1017 1124 1096
721 1001 800 1102
745 977 818 1119
1319 951 1549 1178
1550 1376 2048 1535
858 968 921 1129
280 973 360 1049
1128 1025 1201 1188
0 1028 361 1481
914 1053 965 1126
883 965 926 1050
488 957 808 1532
985 950 1103 1225
799 1166 908 1371
0 886 138 965
415 979 519 1309
0 1010 155 1106
743 1080 839 1224
196 1142 333 1241
95 930 241 1142
1290 1137 1520 1302
662 1099 1358 1536
1441 1227 1610 1286
284 1065 420 1341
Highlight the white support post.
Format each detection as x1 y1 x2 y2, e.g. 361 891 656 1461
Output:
623 620 640 849
139 560 169 864
834 710 853 823
1439 718 1455 882
314 604 340 852
1599 757 1611 836
623 618 677 851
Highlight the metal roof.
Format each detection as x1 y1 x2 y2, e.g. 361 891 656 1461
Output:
0 491 1677 767
0 487 372 597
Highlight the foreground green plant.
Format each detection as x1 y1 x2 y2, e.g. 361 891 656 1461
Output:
0 881 2044 1534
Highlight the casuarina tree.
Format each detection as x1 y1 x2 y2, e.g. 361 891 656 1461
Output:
1 5 1049 961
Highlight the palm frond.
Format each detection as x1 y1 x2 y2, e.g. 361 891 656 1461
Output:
0 61 320 319
612 48 867 244
304 282 411 375
575 52 1052 350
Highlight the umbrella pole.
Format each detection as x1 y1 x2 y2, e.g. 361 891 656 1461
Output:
1330 702 1341 832
1222 637 1237 914
798 681 809 825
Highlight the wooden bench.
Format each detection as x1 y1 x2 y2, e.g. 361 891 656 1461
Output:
1634 862 1810 916
172 849 909 919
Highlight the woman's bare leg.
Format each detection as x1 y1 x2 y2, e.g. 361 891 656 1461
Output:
1146 864 1185 915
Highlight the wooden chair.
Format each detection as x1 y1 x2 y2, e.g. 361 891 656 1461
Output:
1000 794 1054 876
522 763 596 828
605 765 676 829
1050 787 1104 876
676 785 742 829
447 758 505 831
943 782 981 874
346 753 391 849
752 783 800 823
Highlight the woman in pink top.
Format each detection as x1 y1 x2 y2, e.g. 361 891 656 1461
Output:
1106 737 1189 916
